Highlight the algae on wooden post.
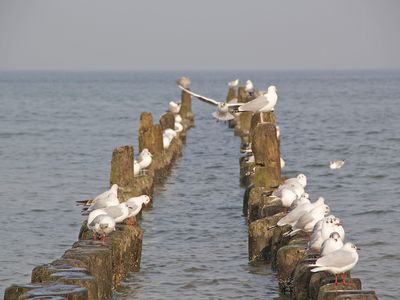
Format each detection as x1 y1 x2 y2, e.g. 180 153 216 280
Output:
110 145 135 188
251 123 281 189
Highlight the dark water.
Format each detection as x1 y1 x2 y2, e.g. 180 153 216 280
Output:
1 71 399 299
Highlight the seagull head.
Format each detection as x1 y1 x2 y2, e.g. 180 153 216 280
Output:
268 85 277 93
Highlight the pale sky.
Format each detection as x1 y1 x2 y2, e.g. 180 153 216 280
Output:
0 0 399 71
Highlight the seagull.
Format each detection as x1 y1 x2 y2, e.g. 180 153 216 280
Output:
175 114 183 124
330 160 345 169
320 232 344 257
284 204 331 236
176 76 191 89
82 187 120 213
163 134 172 149
77 184 119 206
290 193 311 209
238 85 278 123
245 80 254 96
310 242 359 285
228 79 239 87
88 214 116 241
168 101 181 114
101 203 130 223
308 216 345 251
138 148 152 170
280 157 286 169
271 196 325 229
134 160 141 176
177 85 241 122
126 195 151 225
174 122 183 133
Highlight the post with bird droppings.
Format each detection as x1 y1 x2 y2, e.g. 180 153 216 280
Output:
251 123 281 189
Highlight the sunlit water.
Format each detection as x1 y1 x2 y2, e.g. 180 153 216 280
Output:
1 71 399 299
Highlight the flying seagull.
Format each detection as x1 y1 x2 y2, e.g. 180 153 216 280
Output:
177 85 241 122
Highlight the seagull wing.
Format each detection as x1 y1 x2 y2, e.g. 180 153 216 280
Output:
178 85 220 106
238 94 268 112
314 249 355 268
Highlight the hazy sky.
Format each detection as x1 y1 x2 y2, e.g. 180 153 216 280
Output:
0 0 399 71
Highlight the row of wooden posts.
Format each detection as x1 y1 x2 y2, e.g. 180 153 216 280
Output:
4 89 194 300
228 86 378 299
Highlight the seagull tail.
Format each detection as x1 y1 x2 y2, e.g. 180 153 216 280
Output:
283 229 301 237
309 266 326 273
76 199 92 206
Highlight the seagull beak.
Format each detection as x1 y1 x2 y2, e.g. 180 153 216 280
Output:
357 247 361 250
335 223 342 226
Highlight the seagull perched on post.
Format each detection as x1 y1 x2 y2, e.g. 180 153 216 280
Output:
177 85 241 122
238 85 278 123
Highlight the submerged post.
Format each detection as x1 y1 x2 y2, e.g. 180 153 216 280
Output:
251 123 281 189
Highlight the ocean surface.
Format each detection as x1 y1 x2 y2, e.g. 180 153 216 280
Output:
0 71 399 299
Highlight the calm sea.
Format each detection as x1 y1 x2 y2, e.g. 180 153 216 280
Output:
1 71 399 299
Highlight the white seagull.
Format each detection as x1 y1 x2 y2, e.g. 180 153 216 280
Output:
88 214 116 241
228 79 239 87
138 148 153 170
177 85 241 122
133 160 141 176
330 160 345 169
320 232 344 257
245 80 254 96
310 242 359 285
126 195 151 225
168 101 181 114
238 85 278 122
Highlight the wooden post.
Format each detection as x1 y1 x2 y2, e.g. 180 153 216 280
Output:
226 87 237 102
138 112 164 155
251 123 281 188
110 145 135 188
238 86 247 103
160 112 175 130
180 89 194 121
249 112 277 144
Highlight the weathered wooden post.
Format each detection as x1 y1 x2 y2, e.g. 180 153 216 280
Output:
251 123 281 189
226 86 237 102
238 86 247 103
110 145 135 188
160 112 175 130
177 77 194 123
138 112 164 155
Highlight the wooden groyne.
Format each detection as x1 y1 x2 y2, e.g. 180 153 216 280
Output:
231 84 379 299
4 84 194 300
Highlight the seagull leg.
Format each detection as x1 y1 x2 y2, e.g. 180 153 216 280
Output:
335 274 338 286
342 273 347 285
260 113 264 123
92 233 97 240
